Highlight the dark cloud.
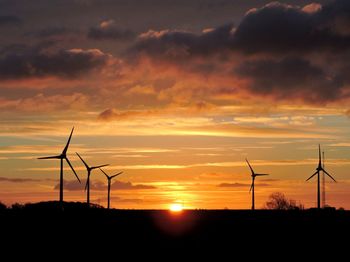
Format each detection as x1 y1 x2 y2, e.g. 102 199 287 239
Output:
32 26 77 38
127 1 350 105
130 23 234 60
235 57 344 103
233 2 314 54
55 179 156 191
88 20 135 41
0 176 41 183
54 179 105 191
131 1 350 57
232 1 350 54
0 44 110 79
54 179 84 191
0 15 21 26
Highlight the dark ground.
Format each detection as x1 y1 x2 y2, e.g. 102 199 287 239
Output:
1 201 349 257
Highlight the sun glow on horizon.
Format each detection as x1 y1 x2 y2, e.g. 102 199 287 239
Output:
169 203 184 212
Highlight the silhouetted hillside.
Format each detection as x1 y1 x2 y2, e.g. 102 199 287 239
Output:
1 201 349 256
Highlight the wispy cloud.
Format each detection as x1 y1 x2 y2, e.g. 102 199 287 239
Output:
53 179 156 191
218 182 270 188
217 182 249 187
26 158 350 172
0 176 55 183
329 143 350 147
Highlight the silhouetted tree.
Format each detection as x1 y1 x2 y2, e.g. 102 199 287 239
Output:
265 192 303 210
0 201 6 211
11 202 24 210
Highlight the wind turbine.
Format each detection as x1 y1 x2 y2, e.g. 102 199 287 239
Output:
38 127 80 205
76 153 109 206
99 168 123 209
246 158 269 210
306 145 336 209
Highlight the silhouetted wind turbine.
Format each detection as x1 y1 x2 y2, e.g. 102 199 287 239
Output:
100 168 123 209
306 145 336 209
246 158 269 210
38 127 80 205
76 152 109 206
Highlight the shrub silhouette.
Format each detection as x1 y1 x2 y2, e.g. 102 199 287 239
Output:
265 192 303 210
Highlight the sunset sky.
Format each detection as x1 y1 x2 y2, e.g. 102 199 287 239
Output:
1 0 350 209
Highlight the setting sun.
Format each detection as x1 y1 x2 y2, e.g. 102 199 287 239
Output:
169 203 183 212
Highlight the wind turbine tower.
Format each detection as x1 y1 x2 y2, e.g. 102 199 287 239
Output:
76 153 109 206
306 145 336 209
246 159 269 210
322 151 326 208
100 168 123 209
38 127 80 206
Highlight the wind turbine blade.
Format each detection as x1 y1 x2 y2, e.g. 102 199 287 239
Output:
76 152 89 170
62 127 74 155
249 182 253 193
65 157 80 183
111 172 123 179
246 158 254 175
318 144 322 167
99 168 110 180
91 164 109 170
322 169 337 182
255 174 269 176
306 171 318 181
38 155 61 159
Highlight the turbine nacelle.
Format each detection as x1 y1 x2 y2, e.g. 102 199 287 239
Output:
76 152 109 172
76 152 109 203
306 145 336 183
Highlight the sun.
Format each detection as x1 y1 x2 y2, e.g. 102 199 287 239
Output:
169 203 183 212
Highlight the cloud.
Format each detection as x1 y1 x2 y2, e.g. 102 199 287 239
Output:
111 196 143 203
0 176 41 183
0 93 89 112
111 180 156 190
346 109 350 117
125 0 350 106
88 19 135 41
218 182 249 187
260 179 280 182
233 1 350 54
218 182 270 187
54 179 156 191
0 45 110 79
235 57 343 103
54 180 84 191
130 0 350 58
98 102 215 122
0 15 21 26
33 26 72 38
302 3 322 14
131 23 234 60
98 108 158 121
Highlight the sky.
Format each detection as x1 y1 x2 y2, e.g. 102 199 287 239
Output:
1 0 350 210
